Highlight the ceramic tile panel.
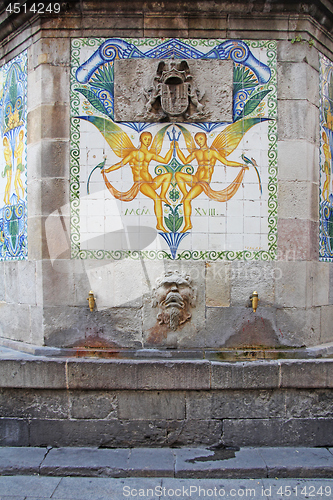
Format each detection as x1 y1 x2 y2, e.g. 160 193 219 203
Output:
320 54 333 261
70 38 277 261
0 51 27 261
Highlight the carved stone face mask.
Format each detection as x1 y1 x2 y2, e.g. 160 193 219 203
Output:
152 271 196 330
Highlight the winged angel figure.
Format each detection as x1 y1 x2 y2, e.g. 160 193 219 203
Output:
81 117 174 231
82 116 265 234
174 118 265 231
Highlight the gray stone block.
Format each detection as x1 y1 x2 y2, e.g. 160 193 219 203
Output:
277 140 319 183
258 447 333 478
27 104 69 144
29 419 170 447
211 361 280 389
0 265 4 302
309 262 330 307
330 265 333 305
144 15 189 31
0 303 33 343
174 447 266 478
320 305 333 344
277 40 319 71
127 448 174 477
274 262 308 308
40 178 69 216
229 261 276 306
277 219 319 262
28 37 70 70
30 305 44 346
70 391 117 419
28 139 69 179
0 418 29 446
40 447 130 477
277 180 319 221
205 262 231 307
17 261 37 305
188 16 227 30
166 419 222 447
4 262 18 304
27 215 43 260
67 360 210 390
280 360 333 388
43 305 143 348
276 307 321 349
186 390 286 419
278 61 319 104
278 100 319 144
0 359 67 389
285 389 333 418
205 306 281 349
222 418 333 447
0 446 46 475
0 389 69 419
117 391 185 420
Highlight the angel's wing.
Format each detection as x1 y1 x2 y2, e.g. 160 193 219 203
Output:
211 118 269 157
79 116 136 159
149 124 171 155
176 124 197 154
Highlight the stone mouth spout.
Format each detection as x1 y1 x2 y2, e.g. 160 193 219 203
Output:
163 292 185 309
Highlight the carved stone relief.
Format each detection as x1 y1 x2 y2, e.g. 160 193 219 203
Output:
114 58 233 123
144 58 204 121
152 270 196 330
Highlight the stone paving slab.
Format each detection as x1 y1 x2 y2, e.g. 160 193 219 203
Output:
2 477 333 499
174 447 267 478
127 448 175 477
160 477 266 498
52 477 163 499
2 446 333 480
258 447 333 478
0 475 61 497
0 447 48 475
40 447 130 477
261 478 333 499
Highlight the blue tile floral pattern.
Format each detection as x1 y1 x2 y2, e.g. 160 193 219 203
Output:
320 54 333 261
0 51 27 261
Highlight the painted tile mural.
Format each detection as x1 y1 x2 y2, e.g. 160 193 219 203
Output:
320 54 333 261
70 39 277 260
0 51 27 261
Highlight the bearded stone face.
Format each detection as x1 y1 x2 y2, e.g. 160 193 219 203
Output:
152 271 196 331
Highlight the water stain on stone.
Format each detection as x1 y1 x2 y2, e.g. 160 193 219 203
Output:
186 446 240 463
146 323 169 344
224 316 281 348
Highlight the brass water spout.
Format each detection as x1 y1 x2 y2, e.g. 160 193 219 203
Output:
250 291 259 312
87 290 95 312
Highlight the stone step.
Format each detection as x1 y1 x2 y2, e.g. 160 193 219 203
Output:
1 447 333 478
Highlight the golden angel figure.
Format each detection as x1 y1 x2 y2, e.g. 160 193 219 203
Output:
81 117 173 231
174 118 266 231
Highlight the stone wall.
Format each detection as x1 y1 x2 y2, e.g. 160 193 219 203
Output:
0 0 332 352
1 357 333 447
